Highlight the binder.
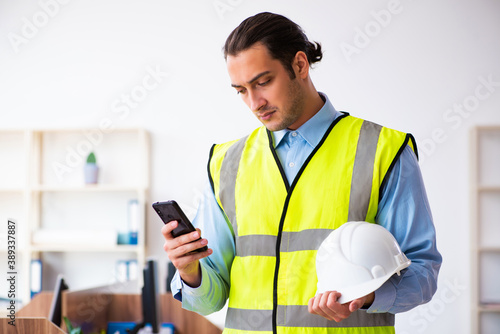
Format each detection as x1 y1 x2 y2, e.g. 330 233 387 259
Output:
128 260 138 281
116 260 128 282
128 199 139 245
30 259 42 298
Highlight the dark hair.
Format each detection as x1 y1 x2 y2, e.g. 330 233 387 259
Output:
223 12 323 79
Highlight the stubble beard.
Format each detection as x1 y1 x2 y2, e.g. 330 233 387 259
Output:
265 79 305 132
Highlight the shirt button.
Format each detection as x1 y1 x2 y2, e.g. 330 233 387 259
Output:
291 132 298 137
289 162 295 168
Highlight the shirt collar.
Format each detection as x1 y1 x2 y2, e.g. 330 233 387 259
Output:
273 92 341 148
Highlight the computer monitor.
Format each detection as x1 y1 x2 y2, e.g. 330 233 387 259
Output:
48 274 69 327
166 261 175 293
130 259 161 334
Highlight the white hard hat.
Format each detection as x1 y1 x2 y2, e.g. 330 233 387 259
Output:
316 221 411 304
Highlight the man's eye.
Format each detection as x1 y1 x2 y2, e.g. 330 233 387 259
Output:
258 80 270 86
236 89 246 95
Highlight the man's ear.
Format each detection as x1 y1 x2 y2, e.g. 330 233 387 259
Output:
293 51 310 79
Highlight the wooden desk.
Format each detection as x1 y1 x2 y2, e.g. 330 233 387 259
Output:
14 290 222 334
0 318 65 334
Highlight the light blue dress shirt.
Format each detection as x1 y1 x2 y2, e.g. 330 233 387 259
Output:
171 93 442 316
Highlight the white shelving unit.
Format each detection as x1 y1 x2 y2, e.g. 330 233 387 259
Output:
0 128 149 304
470 126 500 334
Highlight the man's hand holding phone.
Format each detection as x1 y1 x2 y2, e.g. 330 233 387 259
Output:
154 201 212 288
161 221 212 288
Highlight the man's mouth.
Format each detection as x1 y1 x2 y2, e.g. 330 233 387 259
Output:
257 110 275 121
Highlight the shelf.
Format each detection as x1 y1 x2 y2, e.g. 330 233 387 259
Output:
34 184 147 192
475 125 500 131
479 247 500 253
31 244 141 252
0 244 141 253
479 304 500 312
0 127 149 303
0 187 25 192
478 185 500 192
471 125 500 333
33 127 145 133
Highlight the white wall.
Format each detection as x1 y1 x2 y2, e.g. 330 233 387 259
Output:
1 0 500 332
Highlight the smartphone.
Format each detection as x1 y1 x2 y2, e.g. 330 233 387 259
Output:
152 200 208 252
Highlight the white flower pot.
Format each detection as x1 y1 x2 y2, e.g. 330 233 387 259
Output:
84 163 99 184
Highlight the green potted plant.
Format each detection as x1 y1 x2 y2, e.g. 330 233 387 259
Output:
63 316 83 334
84 152 99 184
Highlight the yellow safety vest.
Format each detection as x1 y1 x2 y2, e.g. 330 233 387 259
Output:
208 114 417 334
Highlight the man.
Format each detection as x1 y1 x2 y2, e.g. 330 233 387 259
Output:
162 12 441 333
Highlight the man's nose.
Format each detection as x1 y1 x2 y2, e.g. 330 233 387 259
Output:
248 91 266 112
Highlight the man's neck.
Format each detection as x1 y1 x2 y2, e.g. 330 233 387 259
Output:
288 90 325 130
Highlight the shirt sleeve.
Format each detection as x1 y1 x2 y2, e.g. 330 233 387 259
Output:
367 145 442 314
170 179 236 315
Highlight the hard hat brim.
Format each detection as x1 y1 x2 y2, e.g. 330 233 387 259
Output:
316 259 411 304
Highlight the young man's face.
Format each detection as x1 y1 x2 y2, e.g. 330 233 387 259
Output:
227 43 306 131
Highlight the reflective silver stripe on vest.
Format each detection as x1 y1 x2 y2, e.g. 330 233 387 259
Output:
236 229 333 257
236 234 276 257
277 305 394 328
348 121 382 221
280 229 333 252
219 136 248 238
225 308 273 332
226 306 394 330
